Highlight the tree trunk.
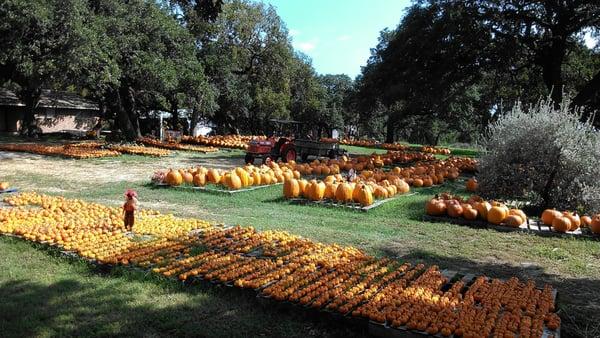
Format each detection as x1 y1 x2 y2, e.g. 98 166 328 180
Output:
385 115 397 143
115 86 140 141
539 31 567 106
572 70 600 125
189 108 199 136
19 88 42 137
170 97 179 131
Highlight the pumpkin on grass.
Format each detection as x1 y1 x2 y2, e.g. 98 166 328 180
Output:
581 215 592 228
487 204 508 225
357 185 374 206
466 178 478 192
0 182 9 191
463 207 478 220
336 183 353 203
446 201 464 218
207 169 221 184
563 212 581 231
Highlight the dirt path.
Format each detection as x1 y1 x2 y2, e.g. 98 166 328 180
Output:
0 150 245 188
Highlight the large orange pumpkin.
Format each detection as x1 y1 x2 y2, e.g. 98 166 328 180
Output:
298 179 309 197
425 198 447 216
463 207 478 220
182 171 194 184
563 212 581 231
357 185 374 206
541 209 561 226
251 171 261 185
446 201 464 218
192 173 206 187
474 201 491 220
590 215 600 234
412 178 424 187
552 216 571 233
487 205 508 225
324 182 338 200
165 169 183 186
283 178 300 199
466 178 478 192
225 172 242 190
207 169 221 184
505 215 524 228
396 179 410 194
335 183 353 203
581 215 592 228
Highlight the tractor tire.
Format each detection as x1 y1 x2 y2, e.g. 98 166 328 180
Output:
284 148 297 163
301 153 309 163
244 154 255 165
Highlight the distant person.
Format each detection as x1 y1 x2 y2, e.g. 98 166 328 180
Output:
123 189 138 232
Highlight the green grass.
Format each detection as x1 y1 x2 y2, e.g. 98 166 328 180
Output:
341 145 387 155
1 143 599 337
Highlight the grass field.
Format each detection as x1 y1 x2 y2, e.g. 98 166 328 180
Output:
1 143 599 337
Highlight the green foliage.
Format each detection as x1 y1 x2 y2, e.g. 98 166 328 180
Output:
478 97 600 212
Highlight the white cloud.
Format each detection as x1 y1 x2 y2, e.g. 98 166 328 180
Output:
584 33 597 49
289 29 301 37
337 35 351 42
293 38 318 53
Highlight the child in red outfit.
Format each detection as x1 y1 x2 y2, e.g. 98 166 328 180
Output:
123 189 138 231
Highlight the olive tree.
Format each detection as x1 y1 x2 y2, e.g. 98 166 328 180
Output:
478 97 600 212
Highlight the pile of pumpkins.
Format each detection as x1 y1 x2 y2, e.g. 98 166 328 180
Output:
0 182 9 191
541 209 600 234
420 146 451 155
425 193 528 227
163 163 299 190
181 134 266 150
283 174 411 206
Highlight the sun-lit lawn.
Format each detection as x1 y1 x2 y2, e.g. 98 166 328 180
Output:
0 144 598 337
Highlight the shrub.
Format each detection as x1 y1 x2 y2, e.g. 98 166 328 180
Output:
477 97 600 213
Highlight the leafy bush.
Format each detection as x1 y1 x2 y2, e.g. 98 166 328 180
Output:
478 97 600 212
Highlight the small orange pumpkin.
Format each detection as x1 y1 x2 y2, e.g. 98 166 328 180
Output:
552 216 571 233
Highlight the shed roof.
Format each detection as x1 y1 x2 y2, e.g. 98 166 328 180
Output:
0 89 99 111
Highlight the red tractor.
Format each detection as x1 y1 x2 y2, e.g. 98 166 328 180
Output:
244 120 347 164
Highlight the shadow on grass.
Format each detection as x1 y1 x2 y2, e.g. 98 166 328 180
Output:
376 247 600 338
0 254 365 338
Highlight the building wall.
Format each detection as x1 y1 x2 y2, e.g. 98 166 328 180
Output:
0 106 98 133
35 109 99 133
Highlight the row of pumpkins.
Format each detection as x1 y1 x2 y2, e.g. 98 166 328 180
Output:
163 164 299 190
541 209 600 234
181 135 266 150
426 194 528 227
283 174 411 206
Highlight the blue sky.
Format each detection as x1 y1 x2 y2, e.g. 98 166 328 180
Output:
261 0 412 79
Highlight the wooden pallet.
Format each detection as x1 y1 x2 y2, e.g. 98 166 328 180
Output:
287 193 416 212
423 214 598 240
0 188 18 194
153 182 281 195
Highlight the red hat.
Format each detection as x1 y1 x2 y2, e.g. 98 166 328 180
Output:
125 189 138 198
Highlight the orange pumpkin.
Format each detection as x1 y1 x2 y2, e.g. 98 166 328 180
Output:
298 179 309 197
466 178 478 192
182 171 194 184
283 178 300 199
426 198 447 216
412 178 424 187
165 169 183 186
552 216 571 233
357 185 374 206
192 173 206 187
581 215 592 228
505 215 524 228
474 201 491 220
563 212 581 231
463 207 478 220
207 169 221 184
335 183 353 203
446 201 464 218
590 215 600 234
487 205 508 225
541 209 561 226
